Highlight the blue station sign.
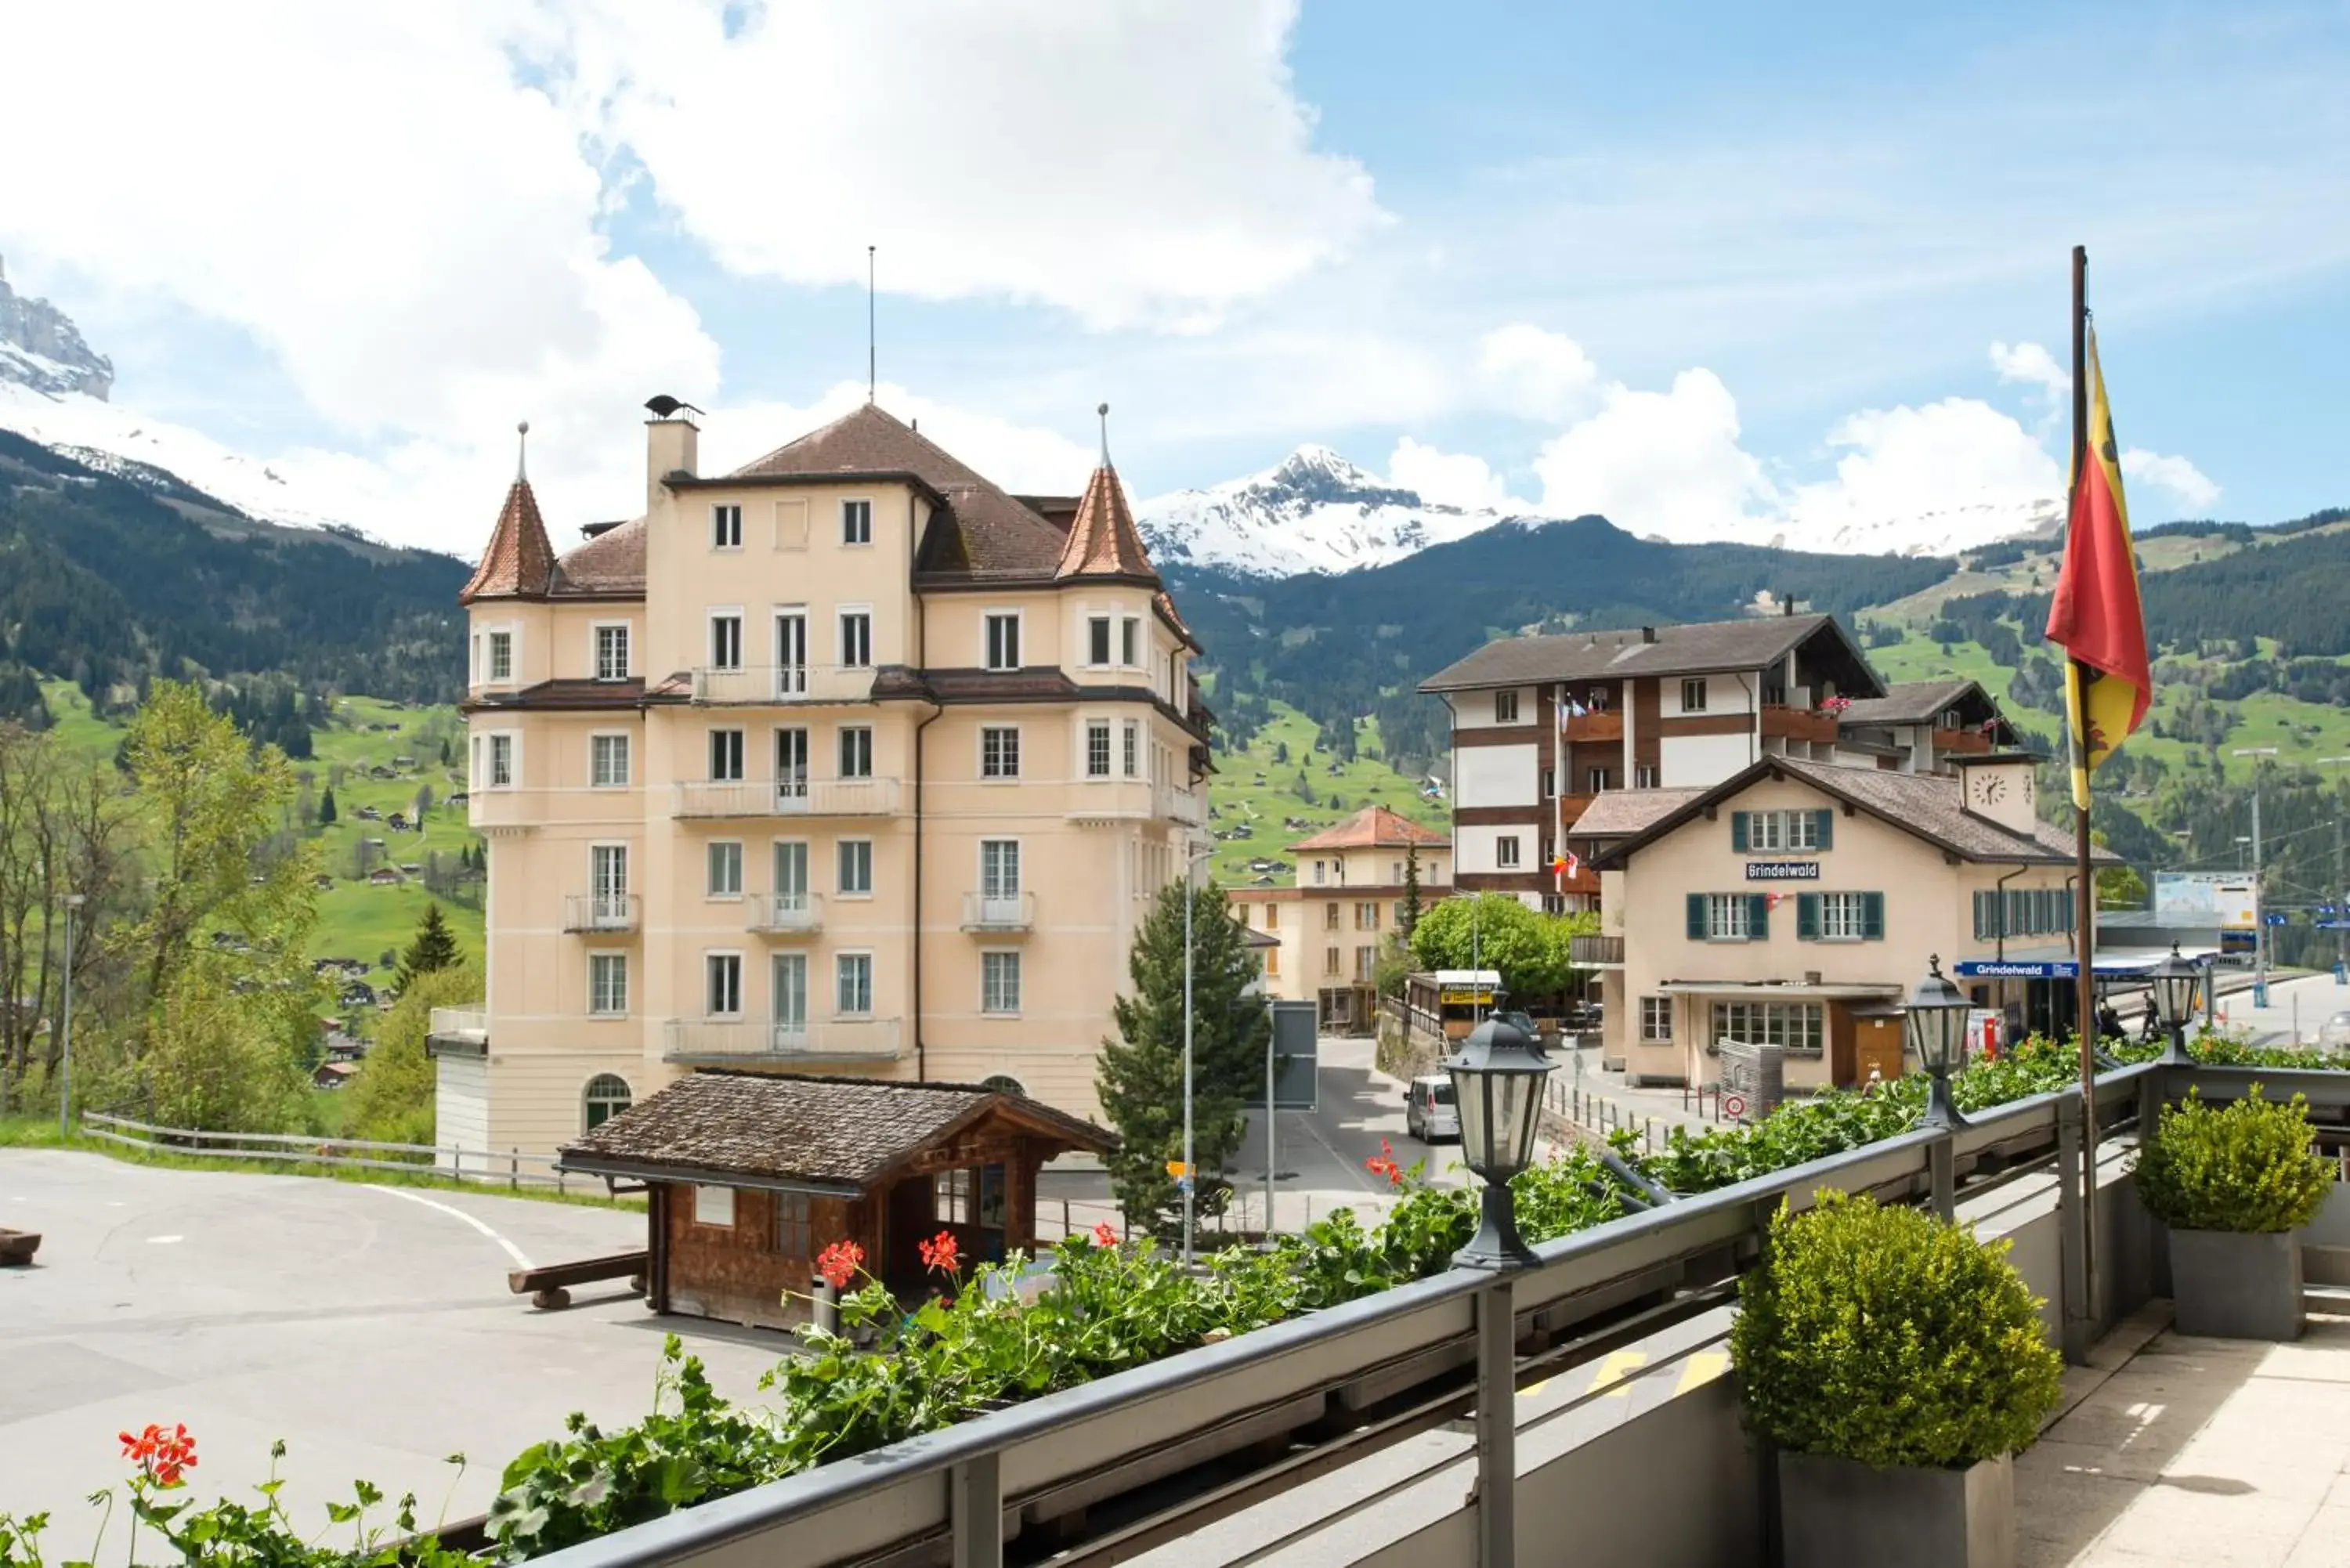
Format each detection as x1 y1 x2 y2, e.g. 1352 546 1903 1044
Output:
1954 959 2078 980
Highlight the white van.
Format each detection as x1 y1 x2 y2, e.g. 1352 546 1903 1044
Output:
1404 1075 1459 1143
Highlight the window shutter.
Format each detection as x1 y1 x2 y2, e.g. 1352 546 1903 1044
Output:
1813 809 1834 850
1862 891 1885 940
1748 893 1770 940
1687 894 1707 939
1795 893 1820 940
1731 812 1749 852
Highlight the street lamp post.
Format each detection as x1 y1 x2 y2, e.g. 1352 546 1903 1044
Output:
2149 943 2204 1068
1905 956 1972 1133
59 892 85 1140
2234 747 2278 1006
1181 844 1215 1267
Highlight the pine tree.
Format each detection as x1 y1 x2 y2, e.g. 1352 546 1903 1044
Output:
318 785 337 825
395 903 460 988
1401 842 1424 935
1095 880 1271 1231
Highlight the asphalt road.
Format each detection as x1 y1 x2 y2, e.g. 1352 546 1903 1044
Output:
0 1153 784 1555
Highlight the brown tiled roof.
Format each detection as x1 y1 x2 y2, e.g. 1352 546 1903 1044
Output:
1056 464 1159 583
1419 614 1881 695
558 1071 1114 1191
1290 804 1448 851
1567 788 1709 839
549 515 646 597
458 479 557 604
462 677 646 714
1838 678 1979 726
871 667 1086 704
1592 756 2116 869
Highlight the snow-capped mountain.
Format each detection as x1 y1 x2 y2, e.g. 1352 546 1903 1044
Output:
0 256 113 399
1135 446 1520 578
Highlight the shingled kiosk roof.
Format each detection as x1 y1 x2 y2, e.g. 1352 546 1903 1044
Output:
557 1071 1116 1196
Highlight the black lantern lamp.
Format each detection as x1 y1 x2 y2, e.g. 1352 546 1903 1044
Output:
1905 955 1971 1129
1444 1016 1557 1270
2149 943 2203 1067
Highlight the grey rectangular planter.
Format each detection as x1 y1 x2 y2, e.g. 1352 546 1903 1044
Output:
2170 1227 2304 1341
1780 1449 2016 1568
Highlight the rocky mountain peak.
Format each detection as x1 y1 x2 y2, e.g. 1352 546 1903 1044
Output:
0 258 115 400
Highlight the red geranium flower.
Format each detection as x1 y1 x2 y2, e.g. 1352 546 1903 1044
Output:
815 1238 864 1291
1365 1137 1405 1189
1092 1220 1119 1248
918 1230 960 1277
121 1422 197 1489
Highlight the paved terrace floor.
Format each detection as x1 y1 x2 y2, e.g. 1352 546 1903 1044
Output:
2023 1297 2350 1566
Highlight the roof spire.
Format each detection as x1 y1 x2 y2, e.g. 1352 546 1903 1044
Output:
1097 402 1110 466
515 419 530 482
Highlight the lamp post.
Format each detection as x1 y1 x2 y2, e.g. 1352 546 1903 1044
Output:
1181 844 1215 1267
1444 1016 1557 1270
1905 955 1972 1132
59 892 85 1140
2149 942 2204 1068
2234 747 2278 1006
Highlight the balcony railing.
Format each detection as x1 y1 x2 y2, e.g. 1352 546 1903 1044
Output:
747 891 823 935
690 665 877 705
1932 726 1994 754
1155 785 1206 826
960 891 1036 933
1561 710 1622 742
425 1006 487 1046
465 787 534 829
1555 792 1597 827
562 893 639 934
1568 933 1625 968
1759 704 1838 744
660 1017 902 1063
671 777 902 818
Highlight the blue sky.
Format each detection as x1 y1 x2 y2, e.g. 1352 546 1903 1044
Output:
1 0 2342 555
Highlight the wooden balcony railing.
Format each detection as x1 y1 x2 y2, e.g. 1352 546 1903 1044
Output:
1759 705 1838 744
1561 710 1623 743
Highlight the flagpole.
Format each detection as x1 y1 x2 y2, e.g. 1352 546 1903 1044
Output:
2068 241 2101 1321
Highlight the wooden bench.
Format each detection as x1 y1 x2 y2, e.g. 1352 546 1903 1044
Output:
507 1250 648 1310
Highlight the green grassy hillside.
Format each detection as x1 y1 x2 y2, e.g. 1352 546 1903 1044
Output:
1206 701 1446 884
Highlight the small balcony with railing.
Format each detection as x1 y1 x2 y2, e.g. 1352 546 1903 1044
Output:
671 777 902 819
661 1017 903 1064
1932 724 1994 755
465 786 536 830
747 891 823 937
690 665 877 705
1155 784 1206 826
960 890 1036 935
425 1006 489 1049
562 893 639 934
1567 933 1625 970
1759 705 1839 745
1561 709 1623 743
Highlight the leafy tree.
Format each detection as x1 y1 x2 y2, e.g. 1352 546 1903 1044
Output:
395 903 461 988
318 785 337 825
1407 894 1592 1003
345 963 478 1145
1095 880 1271 1230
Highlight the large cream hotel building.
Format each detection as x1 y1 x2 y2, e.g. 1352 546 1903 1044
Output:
432 401 1210 1159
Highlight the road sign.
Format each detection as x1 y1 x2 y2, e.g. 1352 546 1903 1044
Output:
2318 921 2350 932
2266 912 2289 927
1721 1092 1748 1120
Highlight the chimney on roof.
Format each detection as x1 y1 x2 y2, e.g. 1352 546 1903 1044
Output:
1783 597 1795 616
644 394 700 515
1641 626 1658 644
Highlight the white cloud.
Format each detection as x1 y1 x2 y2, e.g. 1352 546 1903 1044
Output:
1990 340 2071 405
702 382 1096 495
1784 397 2063 543
1384 436 1515 511
1530 370 1775 537
1477 324 1600 421
2121 448 2221 512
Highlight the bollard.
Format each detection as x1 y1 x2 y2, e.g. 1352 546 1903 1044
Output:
510 1147 520 1190
810 1277 840 1335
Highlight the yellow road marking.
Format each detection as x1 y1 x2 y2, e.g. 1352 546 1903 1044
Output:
1589 1349 1647 1398
1675 1349 1730 1396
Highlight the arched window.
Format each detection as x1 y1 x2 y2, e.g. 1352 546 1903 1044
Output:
979 1074 1025 1098
584 1073 633 1130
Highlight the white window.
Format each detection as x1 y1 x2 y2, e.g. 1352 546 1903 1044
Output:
985 613 1021 671
981 726 1020 779
709 728 745 782
1705 894 1752 941
980 839 1020 901
841 498 872 546
935 1169 974 1224
711 504 743 549
1635 763 1659 789
1786 811 1821 851
836 952 873 1016
774 1192 811 1256
1496 835 1521 869
1681 677 1708 713
837 725 873 779
588 954 628 1017
487 630 514 683
1495 690 1519 724
705 952 743 1017
1122 719 1140 778
773 840 810 901
982 951 1022 1015
584 1071 631 1128
692 1185 735 1227
837 839 873 896
1748 811 1781 851
1313 860 1327 886
488 733 515 788
1640 997 1673 1042
839 609 872 669
1712 1001 1824 1057
1820 891 1868 940
1119 616 1140 667
707 840 743 898
1086 615 1113 666
594 623 630 682
710 612 743 670
590 733 630 789
590 844 628 918
1086 720 1112 778
1743 811 1821 853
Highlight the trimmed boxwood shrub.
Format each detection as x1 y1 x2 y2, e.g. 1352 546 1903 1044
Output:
1731 1192 2063 1470
2133 1088 2334 1234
